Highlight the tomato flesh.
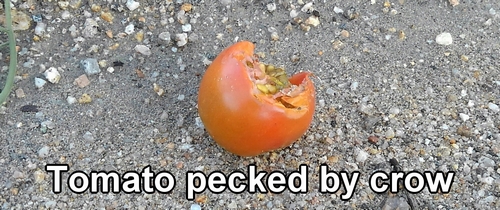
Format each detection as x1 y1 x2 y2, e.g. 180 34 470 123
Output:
197 41 315 156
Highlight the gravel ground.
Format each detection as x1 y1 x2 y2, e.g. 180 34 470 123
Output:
1 0 499 209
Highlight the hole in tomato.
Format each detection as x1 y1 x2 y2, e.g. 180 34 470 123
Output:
245 57 308 109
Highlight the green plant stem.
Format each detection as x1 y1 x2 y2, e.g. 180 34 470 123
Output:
0 0 17 105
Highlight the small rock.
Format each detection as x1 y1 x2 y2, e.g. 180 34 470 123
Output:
13 171 25 179
15 88 25 98
175 33 188 47
343 7 359 20
479 156 495 167
125 24 135 34
333 7 344 14
488 103 499 112
449 0 459 7
78 93 92 104
305 15 320 27
177 94 185 101
159 32 171 41
459 113 470 122
34 170 46 183
190 204 201 210
436 32 453 45
301 2 314 13
181 3 193 12
135 45 151 56
83 18 98 38
126 0 140 11
457 125 471 137
267 3 276 12
83 131 94 141
356 149 369 163
290 9 299 18
385 129 395 139
34 22 46 36
81 58 101 75
368 136 379 144
44 201 57 209
11 10 31 31
44 67 61 84
38 146 50 157
66 96 77 104
182 24 192 32
153 83 165 96
74 74 90 88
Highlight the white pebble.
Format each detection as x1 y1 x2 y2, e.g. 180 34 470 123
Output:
159 32 171 41
44 67 61 84
301 2 313 13
333 6 344 14
61 11 72 19
177 94 185 101
125 24 135 35
175 33 188 47
182 24 192 32
126 0 140 11
459 113 470 122
436 32 453 45
350 81 358 91
290 9 299 18
107 67 115 73
66 96 77 104
34 22 46 36
488 103 499 112
134 45 151 56
266 3 276 12
38 146 50 157
35 77 47 89
355 149 369 163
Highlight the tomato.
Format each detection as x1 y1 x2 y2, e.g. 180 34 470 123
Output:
197 41 315 156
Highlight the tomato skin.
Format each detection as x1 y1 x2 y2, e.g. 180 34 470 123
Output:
197 41 315 156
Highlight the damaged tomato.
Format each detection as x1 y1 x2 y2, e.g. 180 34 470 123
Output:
197 41 315 156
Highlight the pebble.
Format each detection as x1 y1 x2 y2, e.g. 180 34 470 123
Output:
11 10 31 31
177 94 185 101
479 156 495 167
78 93 92 104
44 67 61 84
305 16 320 27
368 136 378 144
34 22 46 36
125 24 135 35
44 201 57 209
135 45 152 56
267 3 276 12
355 149 369 163
34 77 47 88
459 113 470 122
126 0 140 11
15 88 25 98
67 96 77 104
74 74 90 88
190 204 201 210
182 24 192 32
290 10 299 18
83 131 94 141
81 58 101 75
488 103 499 112
385 128 395 139
436 32 453 45
175 33 188 47
301 2 314 13
83 18 98 38
34 170 46 183
350 81 358 91
38 146 50 157
333 6 344 14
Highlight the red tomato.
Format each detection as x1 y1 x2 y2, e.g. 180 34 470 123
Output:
197 41 315 156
